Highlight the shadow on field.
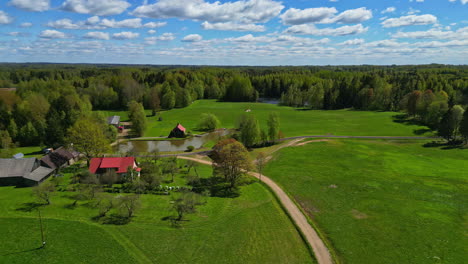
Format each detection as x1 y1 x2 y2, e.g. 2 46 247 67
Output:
1 246 43 256
191 177 240 198
16 202 45 212
423 141 465 150
91 214 131 225
392 114 426 126
161 216 189 228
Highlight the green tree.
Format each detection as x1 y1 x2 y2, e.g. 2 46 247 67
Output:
172 192 204 221
198 113 221 131
66 117 111 166
18 122 39 146
211 139 253 189
7 119 17 141
458 108 468 144
161 89 176 109
33 181 56 205
267 112 280 143
438 105 465 142
239 114 260 148
128 101 147 137
224 75 255 102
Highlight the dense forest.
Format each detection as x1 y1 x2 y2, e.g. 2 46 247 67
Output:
0 63 467 149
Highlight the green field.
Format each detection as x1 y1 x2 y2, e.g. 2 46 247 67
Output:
263 139 467 264
0 163 313 264
0 146 43 159
97 100 432 138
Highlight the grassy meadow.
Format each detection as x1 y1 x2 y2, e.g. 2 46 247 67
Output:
0 162 313 264
97 100 432 138
263 139 467 264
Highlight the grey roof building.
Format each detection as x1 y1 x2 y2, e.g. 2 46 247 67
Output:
40 146 79 169
0 158 54 186
107 116 120 127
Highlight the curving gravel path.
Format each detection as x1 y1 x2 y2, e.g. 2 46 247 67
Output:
178 155 334 264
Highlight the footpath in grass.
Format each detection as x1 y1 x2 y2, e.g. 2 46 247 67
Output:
0 162 313 264
96 100 432 139
264 139 467 264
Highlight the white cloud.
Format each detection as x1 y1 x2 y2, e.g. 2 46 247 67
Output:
202 21 265 32
61 0 131 16
143 21 167 28
280 7 337 25
46 19 82 29
156 32 175 41
132 0 284 24
145 32 176 44
0 11 13 24
280 7 372 25
8 0 50 12
20 22 33 27
182 34 203 42
381 14 437 28
332 7 372 24
8 32 29 37
381 7 396 14
39 30 69 39
100 18 143 28
84 31 109 40
46 17 166 30
340 38 365 45
148 29 156 34
284 24 368 36
392 27 468 40
112 31 139 39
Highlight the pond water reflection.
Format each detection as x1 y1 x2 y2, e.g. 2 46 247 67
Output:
116 129 231 153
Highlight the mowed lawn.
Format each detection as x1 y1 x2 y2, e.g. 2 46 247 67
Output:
0 164 313 264
96 100 432 138
263 139 467 264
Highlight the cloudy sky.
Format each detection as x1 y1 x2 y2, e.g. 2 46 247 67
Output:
0 0 467 65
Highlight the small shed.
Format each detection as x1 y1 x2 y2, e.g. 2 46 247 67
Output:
168 123 186 138
107 116 121 128
12 153 24 159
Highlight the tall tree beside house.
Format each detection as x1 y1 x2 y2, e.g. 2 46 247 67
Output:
438 105 465 142
459 108 468 144
210 139 252 190
128 100 147 137
66 117 111 166
267 112 280 143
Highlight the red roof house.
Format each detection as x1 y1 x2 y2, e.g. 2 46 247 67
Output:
168 123 186 138
89 157 139 175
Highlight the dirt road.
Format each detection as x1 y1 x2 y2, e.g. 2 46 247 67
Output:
178 156 334 264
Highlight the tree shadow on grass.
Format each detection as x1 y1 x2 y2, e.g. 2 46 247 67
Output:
91 214 131 225
191 177 240 198
413 128 433 135
1 246 43 256
161 215 189 228
423 141 465 150
16 202 45 212
392 114 427 126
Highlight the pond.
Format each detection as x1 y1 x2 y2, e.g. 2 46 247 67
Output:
116 129 232 153
258 98 280 105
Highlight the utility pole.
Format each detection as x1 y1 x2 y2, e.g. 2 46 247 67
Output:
38 208 46 248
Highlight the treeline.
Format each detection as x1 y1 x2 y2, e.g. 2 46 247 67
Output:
0 64 467 148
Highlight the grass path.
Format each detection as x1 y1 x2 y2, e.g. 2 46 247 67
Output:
99 225 152 264
178 156 333 264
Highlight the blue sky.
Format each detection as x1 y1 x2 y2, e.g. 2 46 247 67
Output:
0 0 467 65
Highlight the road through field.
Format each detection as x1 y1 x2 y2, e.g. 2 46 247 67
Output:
178 155 334 264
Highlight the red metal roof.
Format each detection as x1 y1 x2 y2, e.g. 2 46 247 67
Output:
89 158 103 174
176 123 186 132
89 157 137 174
